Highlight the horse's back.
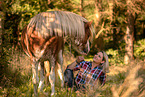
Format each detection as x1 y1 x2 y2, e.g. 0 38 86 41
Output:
27 11 88 39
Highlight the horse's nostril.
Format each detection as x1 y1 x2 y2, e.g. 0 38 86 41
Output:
64 81 68 83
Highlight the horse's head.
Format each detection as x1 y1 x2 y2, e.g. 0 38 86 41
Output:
71 21 93 55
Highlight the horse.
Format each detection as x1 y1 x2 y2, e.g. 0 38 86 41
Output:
21 11 93 96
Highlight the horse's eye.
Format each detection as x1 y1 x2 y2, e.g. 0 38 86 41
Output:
75 40 77 44
79 43 82 46
75 40 80 46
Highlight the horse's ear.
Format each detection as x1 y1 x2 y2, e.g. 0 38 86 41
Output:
84 21 93 27
89 20 93 26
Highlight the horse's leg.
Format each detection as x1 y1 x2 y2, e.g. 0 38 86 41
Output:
38 62 45 92
57 49 64 87
49 58 56 96
31 59 39 97
44 61 50 86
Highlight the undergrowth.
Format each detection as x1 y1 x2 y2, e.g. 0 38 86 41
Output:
0 39 145 97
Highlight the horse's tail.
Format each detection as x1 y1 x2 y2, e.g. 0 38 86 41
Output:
21 26 31 57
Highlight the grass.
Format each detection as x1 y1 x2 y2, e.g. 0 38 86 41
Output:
0 48 145 97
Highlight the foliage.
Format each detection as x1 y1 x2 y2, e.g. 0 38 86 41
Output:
0 48 31 84
1 49 145 97
1 0 145 51
134 39 145 59
0 0 145 96
106 49 124 66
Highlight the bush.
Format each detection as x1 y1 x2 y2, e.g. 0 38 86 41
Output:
106 49 124 66
134 39 145 60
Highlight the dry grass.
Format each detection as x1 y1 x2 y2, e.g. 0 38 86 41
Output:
0 49 145 97
109 60 145 97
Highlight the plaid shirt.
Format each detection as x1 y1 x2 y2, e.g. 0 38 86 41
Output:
73 61 106 86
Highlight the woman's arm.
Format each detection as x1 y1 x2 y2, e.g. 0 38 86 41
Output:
99 73 106 86
67 61 78 70
67 56 84 70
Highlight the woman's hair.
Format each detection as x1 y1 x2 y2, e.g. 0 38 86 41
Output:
101 51 109 73
101 51 105 61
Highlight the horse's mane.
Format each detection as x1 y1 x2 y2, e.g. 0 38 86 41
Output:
27 11 91 40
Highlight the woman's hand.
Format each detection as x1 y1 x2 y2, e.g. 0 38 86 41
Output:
76 56 84 63
67 56 84 70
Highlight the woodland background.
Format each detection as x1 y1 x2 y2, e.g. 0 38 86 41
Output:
0 0 145 97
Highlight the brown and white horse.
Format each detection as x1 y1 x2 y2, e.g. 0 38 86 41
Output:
21 11 93 96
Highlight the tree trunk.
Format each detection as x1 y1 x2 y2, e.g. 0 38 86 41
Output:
0 11 4 55
80 0 84 17
124 1 134 64
93 0 103 51
142 22 145 38
94 0 100 27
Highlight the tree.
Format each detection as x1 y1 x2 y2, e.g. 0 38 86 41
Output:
124 0 145 64
124 0 135 64
92 0 114 51
0 11 4 54
0 1 6 54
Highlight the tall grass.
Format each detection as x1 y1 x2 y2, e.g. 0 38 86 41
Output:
0 48 32 97
110 60 145 97
0 43 145 97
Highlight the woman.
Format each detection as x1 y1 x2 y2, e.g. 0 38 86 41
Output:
64 51 109 91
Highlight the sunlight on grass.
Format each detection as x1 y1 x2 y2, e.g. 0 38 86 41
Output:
1 48 145 97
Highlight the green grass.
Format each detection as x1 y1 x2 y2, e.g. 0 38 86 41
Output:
1 48 145 97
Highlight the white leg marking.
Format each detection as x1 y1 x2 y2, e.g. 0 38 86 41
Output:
38 80 44 91
57 49 64 87
49 66 55 96
38 62 44 92
32 61 39 97
57 63 64 87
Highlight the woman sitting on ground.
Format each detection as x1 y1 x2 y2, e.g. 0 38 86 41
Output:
65 51 109 91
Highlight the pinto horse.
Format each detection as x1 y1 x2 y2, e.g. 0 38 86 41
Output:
21 11 93 96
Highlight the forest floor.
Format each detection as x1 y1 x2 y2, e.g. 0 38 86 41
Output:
0 50 145 97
